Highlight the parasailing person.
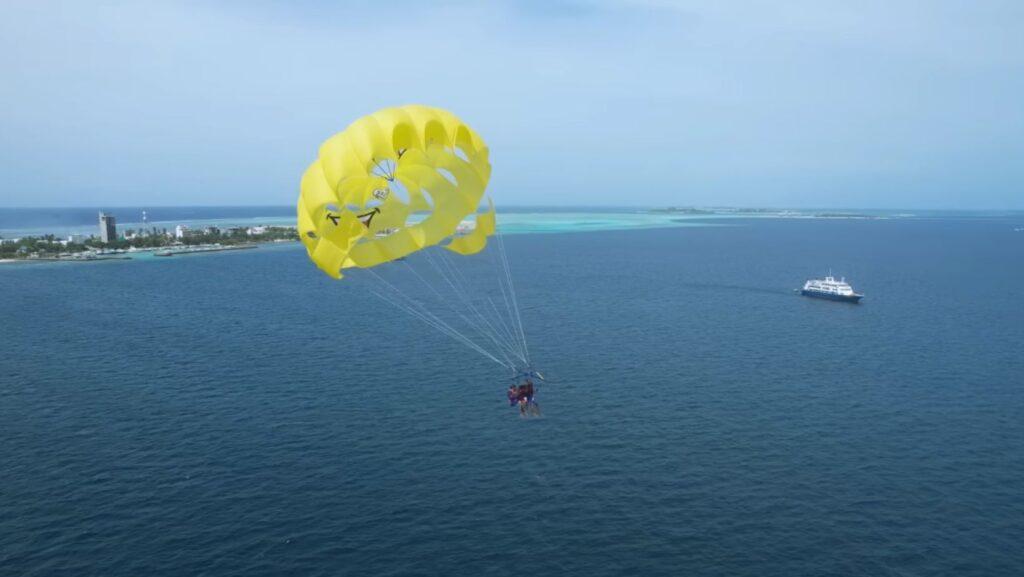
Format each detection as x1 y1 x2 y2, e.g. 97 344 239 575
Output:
297 105 541 413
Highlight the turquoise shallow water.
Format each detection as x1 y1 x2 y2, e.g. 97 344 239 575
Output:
2 216 1023 576
0 207 721 238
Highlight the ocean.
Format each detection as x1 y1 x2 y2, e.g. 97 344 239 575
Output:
2 214 1023 576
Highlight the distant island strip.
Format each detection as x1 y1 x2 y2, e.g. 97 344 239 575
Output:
649 207 882 219
1 206 913 264
1 211 297 262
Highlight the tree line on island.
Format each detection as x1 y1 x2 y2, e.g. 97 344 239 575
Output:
0 226 298 260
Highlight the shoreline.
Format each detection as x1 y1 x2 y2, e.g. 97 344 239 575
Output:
0 255 133 264
153 244 259 257
1 240 296 267
0 208 945 240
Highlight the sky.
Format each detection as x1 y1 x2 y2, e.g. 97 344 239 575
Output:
1 0 1022 209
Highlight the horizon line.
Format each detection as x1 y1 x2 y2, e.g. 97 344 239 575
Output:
1 204 1022 213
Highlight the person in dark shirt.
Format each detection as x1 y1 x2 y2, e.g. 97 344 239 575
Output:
525 379 540 416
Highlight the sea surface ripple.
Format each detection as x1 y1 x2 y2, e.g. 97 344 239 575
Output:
2 217 1023 576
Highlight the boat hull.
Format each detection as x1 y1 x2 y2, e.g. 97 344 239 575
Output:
801 289 863 303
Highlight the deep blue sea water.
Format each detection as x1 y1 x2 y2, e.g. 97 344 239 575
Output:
2 217 1023 576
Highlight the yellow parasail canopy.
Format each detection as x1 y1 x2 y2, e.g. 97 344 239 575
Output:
297 105 495 279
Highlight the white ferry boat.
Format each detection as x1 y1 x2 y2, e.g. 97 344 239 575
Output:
800 273 863 303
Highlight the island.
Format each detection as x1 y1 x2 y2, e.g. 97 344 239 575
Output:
1 225 298 262
648 207 879 219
